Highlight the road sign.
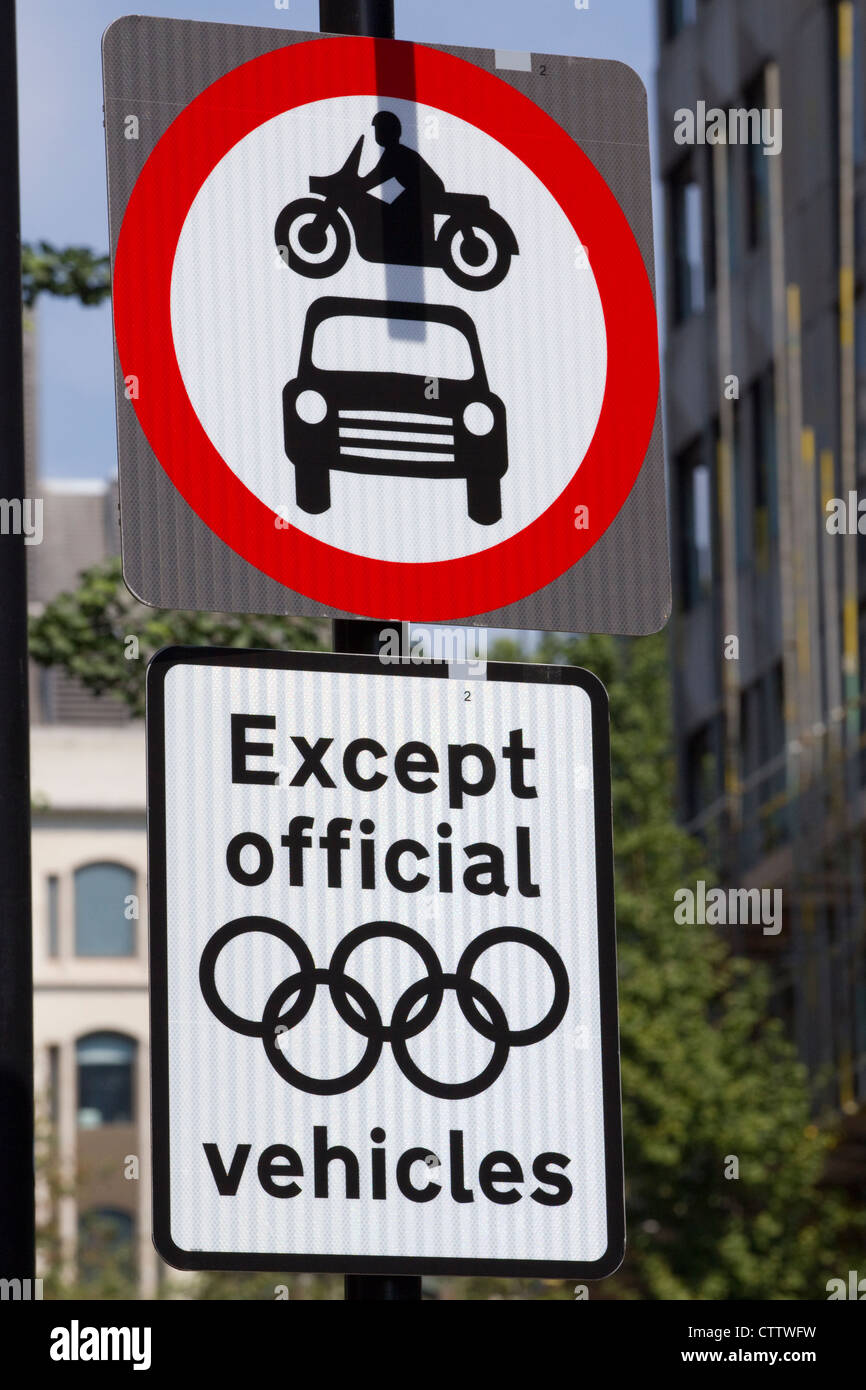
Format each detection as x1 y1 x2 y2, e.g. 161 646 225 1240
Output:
147 648 623 1276
104 17 667 634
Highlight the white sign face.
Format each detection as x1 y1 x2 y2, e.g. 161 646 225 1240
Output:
171 93 607 564
148 649 623 1277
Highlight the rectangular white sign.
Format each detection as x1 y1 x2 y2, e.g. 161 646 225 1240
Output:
147 649 623 1276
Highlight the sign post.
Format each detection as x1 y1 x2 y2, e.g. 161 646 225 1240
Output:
146 648 623 1281
321 0 419 1302
101 1 650 1295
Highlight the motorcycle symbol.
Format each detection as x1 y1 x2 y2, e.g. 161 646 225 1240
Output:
274 112 519 291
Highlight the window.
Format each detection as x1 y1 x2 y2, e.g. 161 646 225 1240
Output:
47 875 59 958
766 662 785 761
76 1032 136 1128
670 160 705 322
704 146 717 293
78 1208 136 1285
685 720 721 820
740 663 785 782
664 0 698 40
48 1045 60 1127
744 74 770 247
726 144 742 277
750 369 778 558
38 667 131 726
74 862 136 957
858 602 866 700
312 314 475 378
677 438 713 609
733 406 748 568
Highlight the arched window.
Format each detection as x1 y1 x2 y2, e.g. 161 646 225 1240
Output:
74 862 136 956
76 1032 136 1128
78 1207 136 1285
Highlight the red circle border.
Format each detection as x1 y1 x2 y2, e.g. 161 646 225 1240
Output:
113 36 659 619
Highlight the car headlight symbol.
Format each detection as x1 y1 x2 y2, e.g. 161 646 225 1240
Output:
295 389 327 424
463 401 495 435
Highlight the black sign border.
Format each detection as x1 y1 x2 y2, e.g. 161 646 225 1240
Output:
147 645 624 1278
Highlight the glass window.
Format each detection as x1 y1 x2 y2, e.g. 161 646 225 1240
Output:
47 875 59 958
664 0 698 39
76 1032 136 1128
858 602 866 700
311 314 475 379
765 662 785 761
685 719 721 820
726 146 742 277
744 74 770 247
740 682 760 781
704 146 717 293
671 162 705 322
74 862 135 957
742 664 785 776
751 369 779 556
677 438 713 609
48 1044 60 1127
733 406 748 568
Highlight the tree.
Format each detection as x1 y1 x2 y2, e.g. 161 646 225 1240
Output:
21 242 110 309
515 631 860 1300
29 555 328 717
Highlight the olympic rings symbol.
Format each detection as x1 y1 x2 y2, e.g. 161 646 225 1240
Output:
199 918 570 1100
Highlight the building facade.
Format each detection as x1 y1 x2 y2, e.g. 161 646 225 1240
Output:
26 453 158 1291
658 0 866 1163
31 722 155 1294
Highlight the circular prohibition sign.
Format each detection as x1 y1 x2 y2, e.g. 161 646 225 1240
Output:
112 36 660 619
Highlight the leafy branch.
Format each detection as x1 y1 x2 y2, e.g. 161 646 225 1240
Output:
22 241 110 309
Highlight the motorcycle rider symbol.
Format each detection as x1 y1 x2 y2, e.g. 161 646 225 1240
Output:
275 111 519 289
275 112 516 525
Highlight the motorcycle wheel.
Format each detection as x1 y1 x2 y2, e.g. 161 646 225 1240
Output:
274 197 351 279
438 217 512 292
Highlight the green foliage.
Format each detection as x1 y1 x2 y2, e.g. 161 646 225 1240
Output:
488 636 525 663
22 241 111 309
29 555 329 717
531 631 860 1300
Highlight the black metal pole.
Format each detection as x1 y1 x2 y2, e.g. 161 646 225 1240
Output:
320 0 420 1305
320 0 394 37
0 0 35 1286
323 0 396 663
345 1274 422 1301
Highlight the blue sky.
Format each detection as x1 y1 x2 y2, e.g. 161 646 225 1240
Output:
18 0 658 480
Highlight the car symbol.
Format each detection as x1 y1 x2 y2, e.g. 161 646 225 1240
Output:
282 296 508 525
